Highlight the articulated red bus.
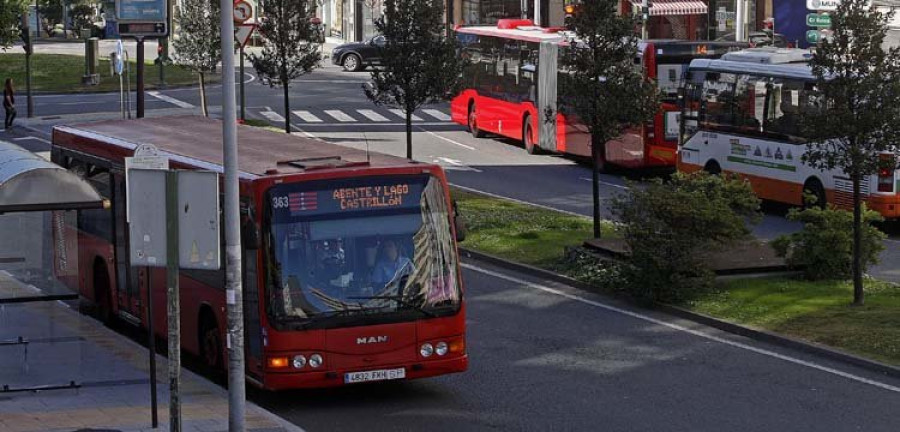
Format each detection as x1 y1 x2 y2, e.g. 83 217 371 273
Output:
51 116 467 390
451 19 747 169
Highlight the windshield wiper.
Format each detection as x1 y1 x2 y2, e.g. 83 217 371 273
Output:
347 295 437 318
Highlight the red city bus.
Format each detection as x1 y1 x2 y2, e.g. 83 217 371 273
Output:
51 116 468 390
451 19 747 169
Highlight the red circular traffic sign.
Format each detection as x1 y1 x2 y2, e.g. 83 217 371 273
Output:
233 0 253 24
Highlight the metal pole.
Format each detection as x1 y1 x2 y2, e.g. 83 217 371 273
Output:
641 0 649 40
239 46 245 122
533 0 540 26
735 0 745 42
159 39 167 87
165 170 181 432
147 268 158 428
125 51 132 119
137 38 145 118
25 51 33 118
220 1 246 430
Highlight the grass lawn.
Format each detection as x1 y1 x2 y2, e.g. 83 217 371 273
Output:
453 189 616 268
688 277 900 366
242 118 284 133
0 53 220 93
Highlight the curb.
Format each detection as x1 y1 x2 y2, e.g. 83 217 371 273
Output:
460 247 900 380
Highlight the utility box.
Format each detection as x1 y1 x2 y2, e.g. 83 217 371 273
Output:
82 37 100 85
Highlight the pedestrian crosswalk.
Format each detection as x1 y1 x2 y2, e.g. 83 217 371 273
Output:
266 107 453 124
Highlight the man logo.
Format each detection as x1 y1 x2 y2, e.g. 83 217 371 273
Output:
357 336 389 345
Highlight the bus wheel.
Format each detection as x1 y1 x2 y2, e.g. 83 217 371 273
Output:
523 117 541 155
803 179 827 210
704 161 722 175
468 104 486 138
93 259 113 325
199 313 222 371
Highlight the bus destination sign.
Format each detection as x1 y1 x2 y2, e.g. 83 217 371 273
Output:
271 179 427 218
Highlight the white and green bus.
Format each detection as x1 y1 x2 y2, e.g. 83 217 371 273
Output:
678 47 900 219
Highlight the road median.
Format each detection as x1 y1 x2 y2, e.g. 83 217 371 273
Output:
453 187 900 378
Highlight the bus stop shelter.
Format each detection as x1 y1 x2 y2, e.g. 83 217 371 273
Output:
0 139 104 393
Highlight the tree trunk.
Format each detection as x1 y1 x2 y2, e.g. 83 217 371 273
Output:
590 133 604 238
405 110 413 159
199 73 208 117
283 81 291 134
852 172 864 305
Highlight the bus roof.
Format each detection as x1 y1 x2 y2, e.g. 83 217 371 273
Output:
52 116 425 178
688 58 814 80
456 26 563 43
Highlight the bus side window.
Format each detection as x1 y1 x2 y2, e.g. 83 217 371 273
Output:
764 78 806 142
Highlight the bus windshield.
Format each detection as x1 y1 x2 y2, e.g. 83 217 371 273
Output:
266 174 460 329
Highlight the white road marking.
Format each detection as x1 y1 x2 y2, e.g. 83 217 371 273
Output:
12 136 51 144
147 91 195 109
579 177 630 190
292 110 323 123
356 109 390 122
449 183 589 218
324 110 356 122
463 262 900 395
422 109 452 121
415 127 475 150
301 121 450 127
388 109 423 121
260 109 285 123
434 157 482 173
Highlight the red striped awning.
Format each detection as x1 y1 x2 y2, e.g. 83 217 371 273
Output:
631 0 709 17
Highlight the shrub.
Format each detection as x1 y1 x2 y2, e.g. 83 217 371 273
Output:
611 172 761 303
772 205 885 281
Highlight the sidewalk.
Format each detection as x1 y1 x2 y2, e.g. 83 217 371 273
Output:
20 38 343 60
0 270 304 432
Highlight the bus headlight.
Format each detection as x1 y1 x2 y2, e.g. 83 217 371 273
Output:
309 354 324 368
420 343 434 358
435 341 448 356
292 355 307 369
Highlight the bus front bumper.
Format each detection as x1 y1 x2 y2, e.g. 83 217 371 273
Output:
261 355 469 390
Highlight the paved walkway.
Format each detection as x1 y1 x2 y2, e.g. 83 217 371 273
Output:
0 270 304 432
18 37 343 60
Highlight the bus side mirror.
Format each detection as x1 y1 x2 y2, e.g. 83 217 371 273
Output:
452 200 467 243
242 220 259 250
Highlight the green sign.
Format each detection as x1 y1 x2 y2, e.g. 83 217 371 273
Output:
807 30 821 44
806 13 831 27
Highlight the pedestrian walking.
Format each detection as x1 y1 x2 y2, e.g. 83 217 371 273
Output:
3 78 16 130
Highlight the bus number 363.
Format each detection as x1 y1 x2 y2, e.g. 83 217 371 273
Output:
272 196 289 209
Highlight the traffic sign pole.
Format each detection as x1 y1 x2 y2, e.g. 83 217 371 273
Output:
137 37 145 118
223 0 246 430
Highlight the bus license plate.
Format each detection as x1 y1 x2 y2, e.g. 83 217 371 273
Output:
344 368 406 384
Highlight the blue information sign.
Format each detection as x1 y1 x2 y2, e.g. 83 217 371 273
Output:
117 0 166 21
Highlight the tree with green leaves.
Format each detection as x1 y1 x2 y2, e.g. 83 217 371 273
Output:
364 0 464 159
171 0 221 116
0 0 27 49
557 0 659 238
250 0 322 133
797 0 900 305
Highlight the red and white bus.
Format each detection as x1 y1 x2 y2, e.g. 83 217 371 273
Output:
451 19 747 169
51 116 468 390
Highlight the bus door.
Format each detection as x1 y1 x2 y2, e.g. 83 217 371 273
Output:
242 200 264 379
538 40 558 153
112 172 145 324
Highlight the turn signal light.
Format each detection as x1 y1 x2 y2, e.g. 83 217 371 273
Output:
268 356 289 368
449 339 465 354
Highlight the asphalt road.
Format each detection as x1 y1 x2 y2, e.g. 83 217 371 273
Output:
8 62 900 281
248 260 900 431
